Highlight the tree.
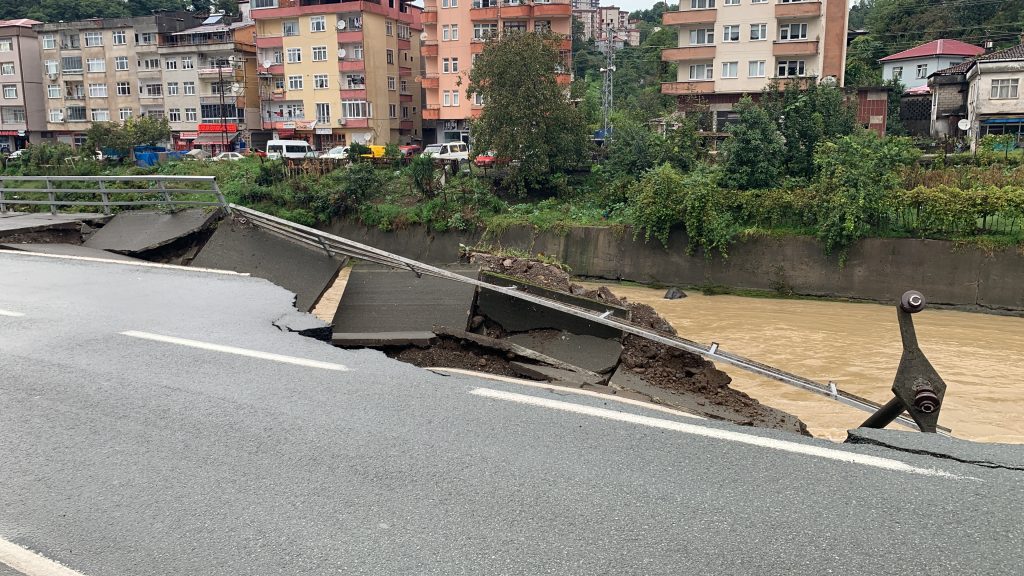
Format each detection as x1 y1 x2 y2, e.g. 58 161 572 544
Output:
762 82 857 179
467 32 587 194
720 96 785 190
626 162 687 247
605 117 669 177
86 115 170 158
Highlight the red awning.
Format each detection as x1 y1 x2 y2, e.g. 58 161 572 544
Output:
194 132 239 145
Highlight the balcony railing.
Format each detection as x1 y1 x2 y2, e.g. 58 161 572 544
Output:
661 46 716 61
661 80 715 95
776 1 821 18
662 9 717 26
772 39 819 57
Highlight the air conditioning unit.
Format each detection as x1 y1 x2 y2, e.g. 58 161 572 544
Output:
337 118 346 126
48 73 58 80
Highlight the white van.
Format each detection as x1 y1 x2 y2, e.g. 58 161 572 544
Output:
422 141 469 161
266 139 318 160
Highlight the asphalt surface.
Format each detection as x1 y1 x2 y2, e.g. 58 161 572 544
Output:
1 251 1022 575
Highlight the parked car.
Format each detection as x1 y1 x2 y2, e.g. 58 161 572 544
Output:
474 151 498 168
7 149 24 160
248 148 267 158
184 149 211 161
320 145 350 160
266 139 318 160
399 144 421 159
360 145 387 159
213 152 245 162
422 142 469 162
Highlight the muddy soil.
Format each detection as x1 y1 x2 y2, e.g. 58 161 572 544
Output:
387 336 520 377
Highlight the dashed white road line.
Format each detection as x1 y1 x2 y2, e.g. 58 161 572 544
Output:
470 387 963 478
0 309 24 317
120 330 350 371
0 537 89 576
0 249 247 276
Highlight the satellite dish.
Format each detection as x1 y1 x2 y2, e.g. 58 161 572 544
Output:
821 75 837 86
957 118 971 131
262 59 272 68
420 31 428 41
337 48 347 59
336 20 346 30
231 82 241 94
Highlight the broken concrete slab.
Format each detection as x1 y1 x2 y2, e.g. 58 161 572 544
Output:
272 311 332 342
509 361 607 387
0 243 141 261
84 209 221 254
191 219 345 312
505 331 623 374
434 328 602 378
846 428 1024 470
332 332 437 347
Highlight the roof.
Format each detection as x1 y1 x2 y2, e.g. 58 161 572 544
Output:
906 84 931 95
172 20 253 36
0 18 40 27
975 43 1024 63
880 39 985 62
931 59 975 77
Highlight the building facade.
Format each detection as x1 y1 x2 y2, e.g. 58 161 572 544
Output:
660 0 848 129
0 19 43 151
251 0 424 150
879 39 984 91
420 0 572 144
574 5 639 49
966 43 1024 148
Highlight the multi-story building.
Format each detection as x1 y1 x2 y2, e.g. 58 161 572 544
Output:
571 0 598 9
660 0 848 130
0 19 44 151
574 5 639 49
159 16 260 152
33 13 203 148
420 0 572 144
251 0 424 150
880 39 984 91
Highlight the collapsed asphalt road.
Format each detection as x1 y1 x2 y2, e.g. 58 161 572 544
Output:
1 251 1022 575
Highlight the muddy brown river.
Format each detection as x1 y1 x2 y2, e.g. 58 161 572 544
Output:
584 283 1024 443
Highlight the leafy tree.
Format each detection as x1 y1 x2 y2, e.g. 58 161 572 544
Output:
605 118 669 177
762 82 857 179
883 78 906 136
626 162 687 246
408 153 437 196
662 113 704 172
86 115 170 159
679 167 736 258
844 36 885 88
467 32 587 194
720 96 785 190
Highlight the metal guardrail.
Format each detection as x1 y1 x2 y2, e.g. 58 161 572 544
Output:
231 203 949 434
0 175 227 216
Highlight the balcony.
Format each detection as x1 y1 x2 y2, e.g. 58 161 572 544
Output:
337 30 363 43
661 80 715 95
422 11 437 24
423 106 440 120
471 41 486 54
421 43 438 57
399 66 412 77
340 88 367 99
533 2 570 17
776 1 821 18
198 66 236 78
661 46 715 62
255 35 284 48
662 9 716 26
397 38 410 50
503 4 530 18
338 59 365 72
773 76 814 89
773 39 819 57
470 6 499 19
400 120 413 131
341 118 369 128
201 95 245 105
260 63 285 75
556 73 571 85
400 93 413 102
421 74 439 89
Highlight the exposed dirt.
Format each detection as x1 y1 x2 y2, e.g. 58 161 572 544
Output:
387 336 520 377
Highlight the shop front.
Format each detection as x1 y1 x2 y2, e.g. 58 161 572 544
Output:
0 129 28 152
195 123 240 154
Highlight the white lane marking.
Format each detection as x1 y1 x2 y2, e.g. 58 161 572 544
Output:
0 537 89 576
428 366 704 419
0 309 24 317
0 249 248 276
470 388 962 478
121 331 350 371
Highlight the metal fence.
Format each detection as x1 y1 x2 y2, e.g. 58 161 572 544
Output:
0 175 227 215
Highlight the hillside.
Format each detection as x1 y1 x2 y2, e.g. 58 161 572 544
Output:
0 0 236 22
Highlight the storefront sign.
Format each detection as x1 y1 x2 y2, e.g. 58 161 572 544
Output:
0 130 19 136
177 132 199 140
197 123 239 133
315 127 332 135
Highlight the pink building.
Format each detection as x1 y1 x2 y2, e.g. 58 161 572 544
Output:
420 0 572 144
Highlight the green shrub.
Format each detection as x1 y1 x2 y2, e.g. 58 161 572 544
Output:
626 163 687 246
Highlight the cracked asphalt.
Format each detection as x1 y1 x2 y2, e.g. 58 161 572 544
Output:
1 251 1022 575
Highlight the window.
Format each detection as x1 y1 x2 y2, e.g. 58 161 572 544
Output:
534 20 551 33
274 78 285 90
342 100 370 118
312 46 327 61
690 0 714 7
314 74 329 89
916 64 928 79
386 21 394 36
402 105 410 118
45 60 58 75
723 25 740 42
115 56 129 71
690 28 714 45
88 83 106 97
144 84 162 97
443 90 450 106
347 16 363 30
992 79 1019 99
91 108 109 121
751 0 766 3
66 106 87 122
145 110 164 120
722 61 738 78
892 66 903 80
443 25 451 41
442 58 450 73
0 39 10 52
474 23 498 40
119 107 132 120
165 58 177 70
200 104 238 120
286 48 302 63
389 103 397 118
724 0 739 4
42 34 56 50
137 32 155 45
62 57 83 73
398 23 410 39
473 92 484 105
141 58 159 70
183 82 195 95
182 56 194 70
49 109 63 123
112 30 126 45
2 85 15 99
283 20 299 36
62 34 80 49
47 84 60 98
451 57 459 73
779 23 807 41
87 59 105 73
748 60 766 77
310 15 326 32
1 106 24 123
451 24 459 40
353 44 364 60
288 75 303 90
185 108 197 121
165 108 180 122
505 21 526 33
166 82 179 95
442 0 449 6
777 60 805 77
400 79 408 93
452 90 459 106
387 76 396 90
316 102 330 123
84 32 102 47
387 49 394 65
344 74 364 88
0 62 13 75
116 82 130 95
750 23 767 41
254 0 277 7
689 63 713 80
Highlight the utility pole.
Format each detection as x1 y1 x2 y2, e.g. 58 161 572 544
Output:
599 24 615 145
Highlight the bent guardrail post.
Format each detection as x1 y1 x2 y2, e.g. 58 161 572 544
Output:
861 290 947 433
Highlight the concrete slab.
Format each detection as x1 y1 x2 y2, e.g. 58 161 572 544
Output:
332 332 437 347
331 265 477 335
505 331 623 374
272 311 332 341
84 209 221 254
0 243 141 262
509 362 607 387
191 219 345 312
846 428 1024 470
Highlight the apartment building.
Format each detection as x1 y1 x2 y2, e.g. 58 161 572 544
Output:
420 0 572 144
33 13 203 148
251 0 424 150
660 0 847 129
159 16 260 152
574 6 639 49
0 19 44 151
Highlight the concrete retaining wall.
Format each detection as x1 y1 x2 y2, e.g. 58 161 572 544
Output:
324 219 1024 312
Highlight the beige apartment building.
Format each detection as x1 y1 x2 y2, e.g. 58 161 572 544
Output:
420 0 572 144
33 13 203 148
661 0 847 129
251 0 424 150
0 19 44 151
160 16 260 152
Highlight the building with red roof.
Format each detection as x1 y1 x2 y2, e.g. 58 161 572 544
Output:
880 39 984 90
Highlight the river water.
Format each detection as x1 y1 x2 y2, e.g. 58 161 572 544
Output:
583 283 1024 443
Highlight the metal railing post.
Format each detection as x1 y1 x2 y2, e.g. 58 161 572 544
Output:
213 180 229 212
0 176 6 213
45 178 55 215
98 179 111 215
157 180 171 205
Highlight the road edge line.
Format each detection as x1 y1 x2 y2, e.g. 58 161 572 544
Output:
0 537 90 576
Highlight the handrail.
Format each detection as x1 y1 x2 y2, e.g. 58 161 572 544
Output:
0 175 226 216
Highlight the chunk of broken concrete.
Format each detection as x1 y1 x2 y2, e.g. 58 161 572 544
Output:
510 362 607 387
506 331 623 374
664 287 686 300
